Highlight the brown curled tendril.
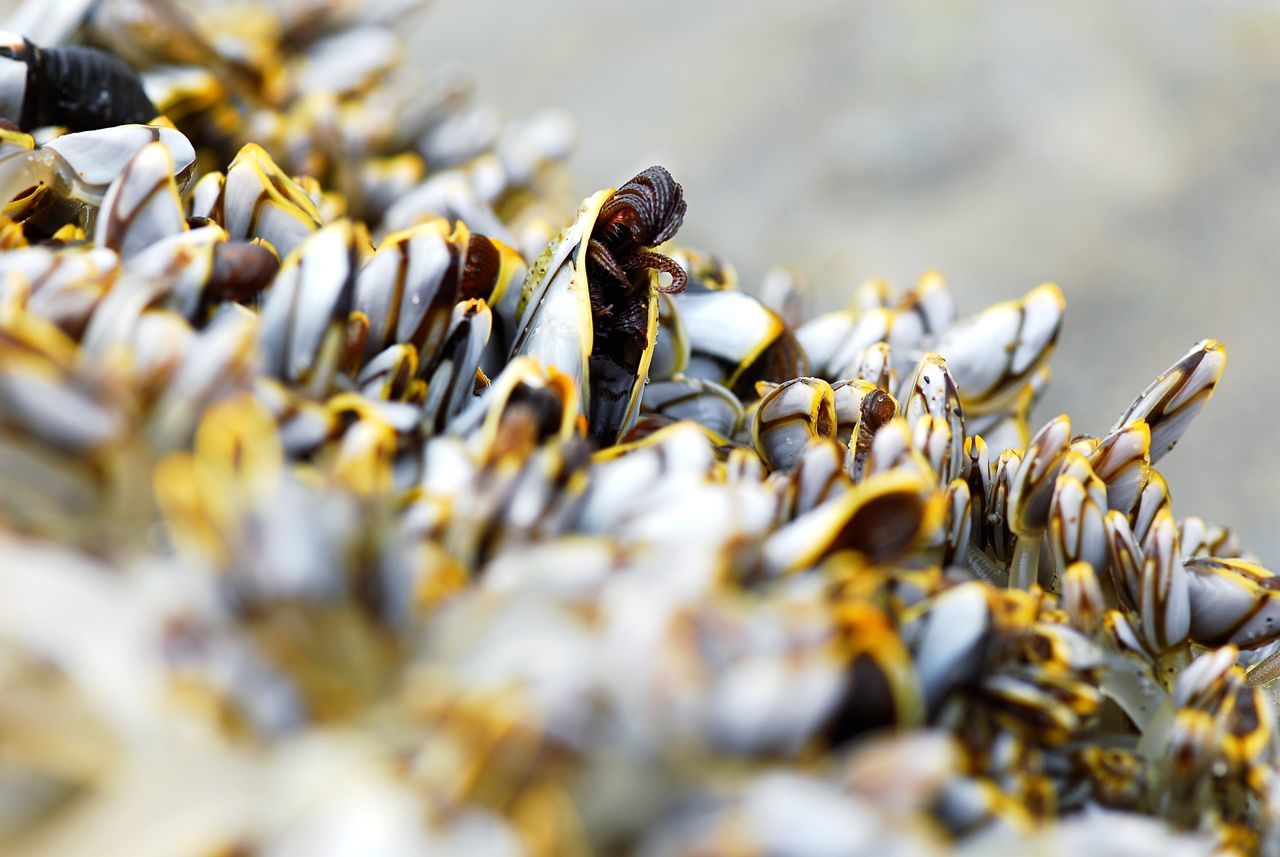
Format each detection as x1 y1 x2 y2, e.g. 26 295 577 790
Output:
625 249 687 294
587 165 687 294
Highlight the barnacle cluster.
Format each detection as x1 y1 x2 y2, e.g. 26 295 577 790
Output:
0 2 1275 856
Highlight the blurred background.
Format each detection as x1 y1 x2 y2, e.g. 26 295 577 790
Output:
417 0 1280 561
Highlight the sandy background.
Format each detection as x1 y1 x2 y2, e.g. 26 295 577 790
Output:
415 0 1280 561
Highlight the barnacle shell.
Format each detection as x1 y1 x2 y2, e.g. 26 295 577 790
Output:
421 297 491 432
353 219 458 369
933 282 1064 416
1186 557 1280 649
675 287 808 398
1139 508 1190 652
94 141 187 258
1047 453 1109 586
259 219 365 395
751 376 836 471
1007 414 1071 538
510 186 659 445
642 375 742 439
1111 338 1226 464
899 352 964 483
220 143 322 255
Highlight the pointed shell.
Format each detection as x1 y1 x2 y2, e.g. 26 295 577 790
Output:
421 299 492 432
259 220 363 395
94 142 187 259
1186 557 1280 650
1088 421 1151 517
1112 339 1225 463
1007 414 1071 538
1048 472 1108 589
354 220 458 367
933 283 1064 416
1138 509 1189 652
221 143 323 257
899 353 964 482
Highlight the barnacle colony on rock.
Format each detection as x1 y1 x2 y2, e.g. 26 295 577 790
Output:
0 2 1275 856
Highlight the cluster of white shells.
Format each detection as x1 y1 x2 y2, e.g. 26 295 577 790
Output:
0 2 1276 856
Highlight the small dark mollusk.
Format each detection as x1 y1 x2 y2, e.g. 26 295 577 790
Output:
0 32 156 132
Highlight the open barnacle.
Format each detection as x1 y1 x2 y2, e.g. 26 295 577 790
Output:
511 166 690 446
